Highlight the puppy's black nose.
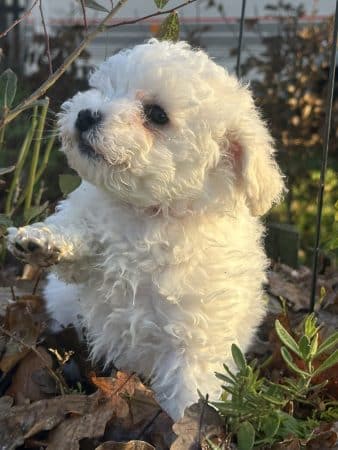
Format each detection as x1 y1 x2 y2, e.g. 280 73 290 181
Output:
75 109 102 133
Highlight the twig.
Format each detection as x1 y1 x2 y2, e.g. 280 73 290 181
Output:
136 408 162 439
0 0 128 130
0 0 197 130
39 0 53 75
198 394 209 446
10 286 16 302
0 324 67 395
80 0 88 32
106 0 198 28
0 0 39 39
32 270 42 295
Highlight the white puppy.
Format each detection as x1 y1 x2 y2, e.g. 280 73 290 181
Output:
8 39 284 420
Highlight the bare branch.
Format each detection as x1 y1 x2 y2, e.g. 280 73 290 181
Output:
39 0 53 75
0 0 128 130
0 0 198 130
0 0 39 39
80 0 88 32
107 0 198 28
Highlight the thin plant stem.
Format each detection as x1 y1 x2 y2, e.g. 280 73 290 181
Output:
80 0 88 31
35 128 57 182
39 0 53 75
34 181 45 208
24 99 49 220
5 107 38 216
0 124 6 151
0 0 39 39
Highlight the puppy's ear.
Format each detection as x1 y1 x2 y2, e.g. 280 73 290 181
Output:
224 103 285 216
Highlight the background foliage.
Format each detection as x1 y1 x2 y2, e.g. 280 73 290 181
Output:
240 2 338 264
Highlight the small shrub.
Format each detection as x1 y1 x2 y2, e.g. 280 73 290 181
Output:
213 314 338 449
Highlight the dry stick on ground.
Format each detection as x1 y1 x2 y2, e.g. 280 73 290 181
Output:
0 324 68 395
39 0 53 75
198 394 208 445
136 409 163 440
0 0 39 39
32 270 42 296
0 0 198 131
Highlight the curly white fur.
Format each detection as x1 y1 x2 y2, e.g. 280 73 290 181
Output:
8 39 285 420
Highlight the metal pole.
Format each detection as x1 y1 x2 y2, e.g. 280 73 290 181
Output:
236 0 247 78
309 0 338 311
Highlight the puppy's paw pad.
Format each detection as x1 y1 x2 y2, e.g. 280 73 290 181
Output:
7 227 60 267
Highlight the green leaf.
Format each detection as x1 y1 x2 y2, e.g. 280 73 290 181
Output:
304 313 320 339
0 69 17 112
0 214 13 236
154 0 170 8
313 349 338 377
261 412 280 438
275 320 301 357
215 372 235 385
156 11 180 42
280 347 308 378
59 174 81 196
24 202 49 224
309 333 319 358
78 0 109 12
222 363 237 380
316 331 338 357
237 421 255 450
298 336 311 359
231 343 247 371
0 165 15 176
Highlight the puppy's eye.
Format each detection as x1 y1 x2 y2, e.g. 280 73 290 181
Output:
143 104 169 125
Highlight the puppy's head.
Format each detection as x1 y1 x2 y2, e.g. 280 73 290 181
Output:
59 39 284 216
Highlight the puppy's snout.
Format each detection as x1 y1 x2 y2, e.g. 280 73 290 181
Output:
75 109 102 133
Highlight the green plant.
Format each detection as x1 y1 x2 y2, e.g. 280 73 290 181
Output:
213 315 338 449
0 70 58 263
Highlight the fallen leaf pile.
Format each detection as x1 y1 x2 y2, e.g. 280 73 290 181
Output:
0 263 337 449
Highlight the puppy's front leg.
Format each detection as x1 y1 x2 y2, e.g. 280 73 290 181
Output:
7 223 89 269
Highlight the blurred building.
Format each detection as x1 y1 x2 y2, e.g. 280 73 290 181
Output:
1 0 336 75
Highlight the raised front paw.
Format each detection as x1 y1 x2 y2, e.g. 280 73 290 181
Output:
7 226 61 267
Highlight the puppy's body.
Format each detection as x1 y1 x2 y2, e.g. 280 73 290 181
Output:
8 40 284 420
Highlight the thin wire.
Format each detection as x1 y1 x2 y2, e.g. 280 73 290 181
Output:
236 0 247 78
310 0 338 311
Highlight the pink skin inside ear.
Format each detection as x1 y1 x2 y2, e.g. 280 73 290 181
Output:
230 140 243 176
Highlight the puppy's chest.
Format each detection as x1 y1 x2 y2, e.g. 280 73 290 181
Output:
97 218 195 279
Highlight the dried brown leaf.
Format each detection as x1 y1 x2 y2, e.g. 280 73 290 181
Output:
99 372 173 447
0 298 43 373
46 398 114 450
0 393 101 449
5 346 54 404
306 426 338 450
171 400 226 450
95 441 155 450
90 371 137 417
